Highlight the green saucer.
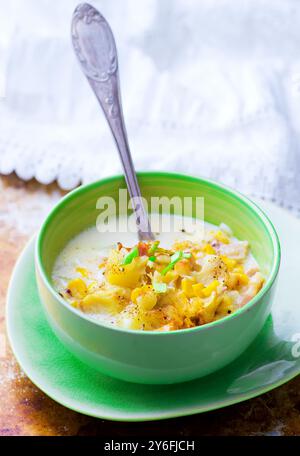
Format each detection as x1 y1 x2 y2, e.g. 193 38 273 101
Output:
6 200 300 422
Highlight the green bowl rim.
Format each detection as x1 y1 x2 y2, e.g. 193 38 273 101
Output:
36 171 281 336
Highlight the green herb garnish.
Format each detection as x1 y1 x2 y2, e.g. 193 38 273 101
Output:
153 282 167 293
148 256 156 262
122 246 139 265
148 240 160 255
161 251 183 275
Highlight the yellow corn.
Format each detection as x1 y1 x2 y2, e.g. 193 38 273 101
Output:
222 294 232 307
182 277 196 297
202 280 219 297
227 273 237 289
174 260 191 276
215 294 233 317
162 270 178 284
67 278 87 299
131 285 157 310
202 243 216 254
199 292 219 324
215 230 230 244
227 272 249 289
189 296 204 314
81 291 114 308
76 266 89 278
192 282 204 297
220 255 237 271
131 285 152 304
235 273 249 286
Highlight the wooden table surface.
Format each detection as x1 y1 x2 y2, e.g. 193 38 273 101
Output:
0 174 300 437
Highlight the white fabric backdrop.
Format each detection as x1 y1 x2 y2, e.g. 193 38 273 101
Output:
0 0 300 214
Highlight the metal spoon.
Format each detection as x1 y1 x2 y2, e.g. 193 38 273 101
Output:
71 3 154 240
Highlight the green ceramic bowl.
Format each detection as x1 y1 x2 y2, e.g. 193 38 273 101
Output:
35 172 280 384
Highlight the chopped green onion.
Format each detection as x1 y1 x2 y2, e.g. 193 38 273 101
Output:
122 246 139 265
148 256 156 262
161 251 183 275
183 252 192 259
171 251 183 262
153 282 167 293
148 240 160 255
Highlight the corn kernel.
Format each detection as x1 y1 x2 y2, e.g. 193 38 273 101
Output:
199 292 219 324
227 273 238 289
189 296 204 314
76 266 89 277
174 259 191 275
203 243 216 254
215 230 230 244
235 273 249 286
82 292 109 307
215 294 233 317
182 277 196 297
222 294 232 307
162 270 179 284
202 280 219 297
227 272 249 289
131 286 157 311
131 286 149 304
220 255 237 270
67 278 87 299
140 294 157 310
192 282 204 297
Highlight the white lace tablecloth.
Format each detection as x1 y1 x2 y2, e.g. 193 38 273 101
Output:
1 0 300 215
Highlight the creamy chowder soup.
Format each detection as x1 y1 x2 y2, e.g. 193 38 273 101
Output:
52 215 264 331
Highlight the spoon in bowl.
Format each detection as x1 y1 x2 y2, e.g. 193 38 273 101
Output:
71 3 154 241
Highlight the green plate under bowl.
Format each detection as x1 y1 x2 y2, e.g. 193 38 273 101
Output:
6 200 300 422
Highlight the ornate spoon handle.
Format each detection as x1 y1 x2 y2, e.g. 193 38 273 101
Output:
71 3 154 240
